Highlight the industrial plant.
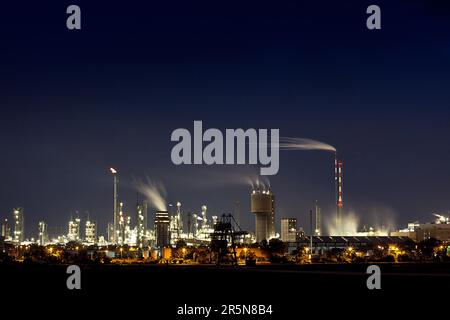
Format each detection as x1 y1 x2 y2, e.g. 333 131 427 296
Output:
1 158 449 266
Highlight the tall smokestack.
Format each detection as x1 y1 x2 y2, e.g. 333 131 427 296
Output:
315 200 321 236
334 154 343 224
110 167 119 244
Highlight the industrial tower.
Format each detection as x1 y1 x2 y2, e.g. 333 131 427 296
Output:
210 213 248 265
315 200 321 236
38 221 48 246
68 217 81 241
334 155 343 224
110 167 119 244
136 201 148 248
13 208 24 244
251 188 275 243
1 218 10 240
85 219 97 244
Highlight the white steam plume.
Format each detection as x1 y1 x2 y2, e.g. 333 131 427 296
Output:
279 137 336 152
326 209 395 236
249 176 271 191
135 178 167 211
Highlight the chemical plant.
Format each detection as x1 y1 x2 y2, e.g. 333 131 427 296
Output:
1 161 450 265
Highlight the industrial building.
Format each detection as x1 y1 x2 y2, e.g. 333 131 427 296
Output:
155 210 170 247
85 219 97 244
170 202 183 243
251 188 275 243
13 208 24 244
68 218 81 241
1 218 10 241
281 218 297 242
38 221 48 246
136 201 148 248
295 235 413 251
391 215 450 241
415 223 450 241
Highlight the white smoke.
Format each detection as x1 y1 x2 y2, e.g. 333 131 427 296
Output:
326 212 360 236
279 137 336 152
135 178 167 211
326 209 394 236
249 176 271 191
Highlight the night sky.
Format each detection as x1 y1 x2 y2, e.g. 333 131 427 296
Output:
1 0 450 238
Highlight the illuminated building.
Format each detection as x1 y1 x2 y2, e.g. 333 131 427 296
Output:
251 188 275 242
85 220 97 244
13 208 24 244
390 215 450 241
38 221 48 246
155 210 170 247
416 223 450 241
124 215 131 244
107 222 114 243
296 235 411 251
136 201 148 248
281 218 297 242
170 202 183 243
1 218 10 241
117 202 126 245
68 218 81 241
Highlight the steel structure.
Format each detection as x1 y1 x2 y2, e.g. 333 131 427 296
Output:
210 214 247 265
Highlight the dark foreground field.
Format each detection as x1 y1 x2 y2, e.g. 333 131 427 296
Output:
2 263 449 318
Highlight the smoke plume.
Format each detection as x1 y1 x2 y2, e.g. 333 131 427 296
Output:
249 176 271 191
279 137 336 152
135 177 167 211
326 209 395 236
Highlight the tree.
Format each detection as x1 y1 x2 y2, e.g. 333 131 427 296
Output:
268 238 285 254
262 239 286 263
175 239 187 249
418 238 440 258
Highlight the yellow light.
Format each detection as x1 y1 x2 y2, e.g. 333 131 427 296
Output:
243 247 248 253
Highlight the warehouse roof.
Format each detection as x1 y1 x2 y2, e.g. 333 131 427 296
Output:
295 236 413 245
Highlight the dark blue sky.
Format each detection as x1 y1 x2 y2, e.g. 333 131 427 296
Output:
1 0 450 238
